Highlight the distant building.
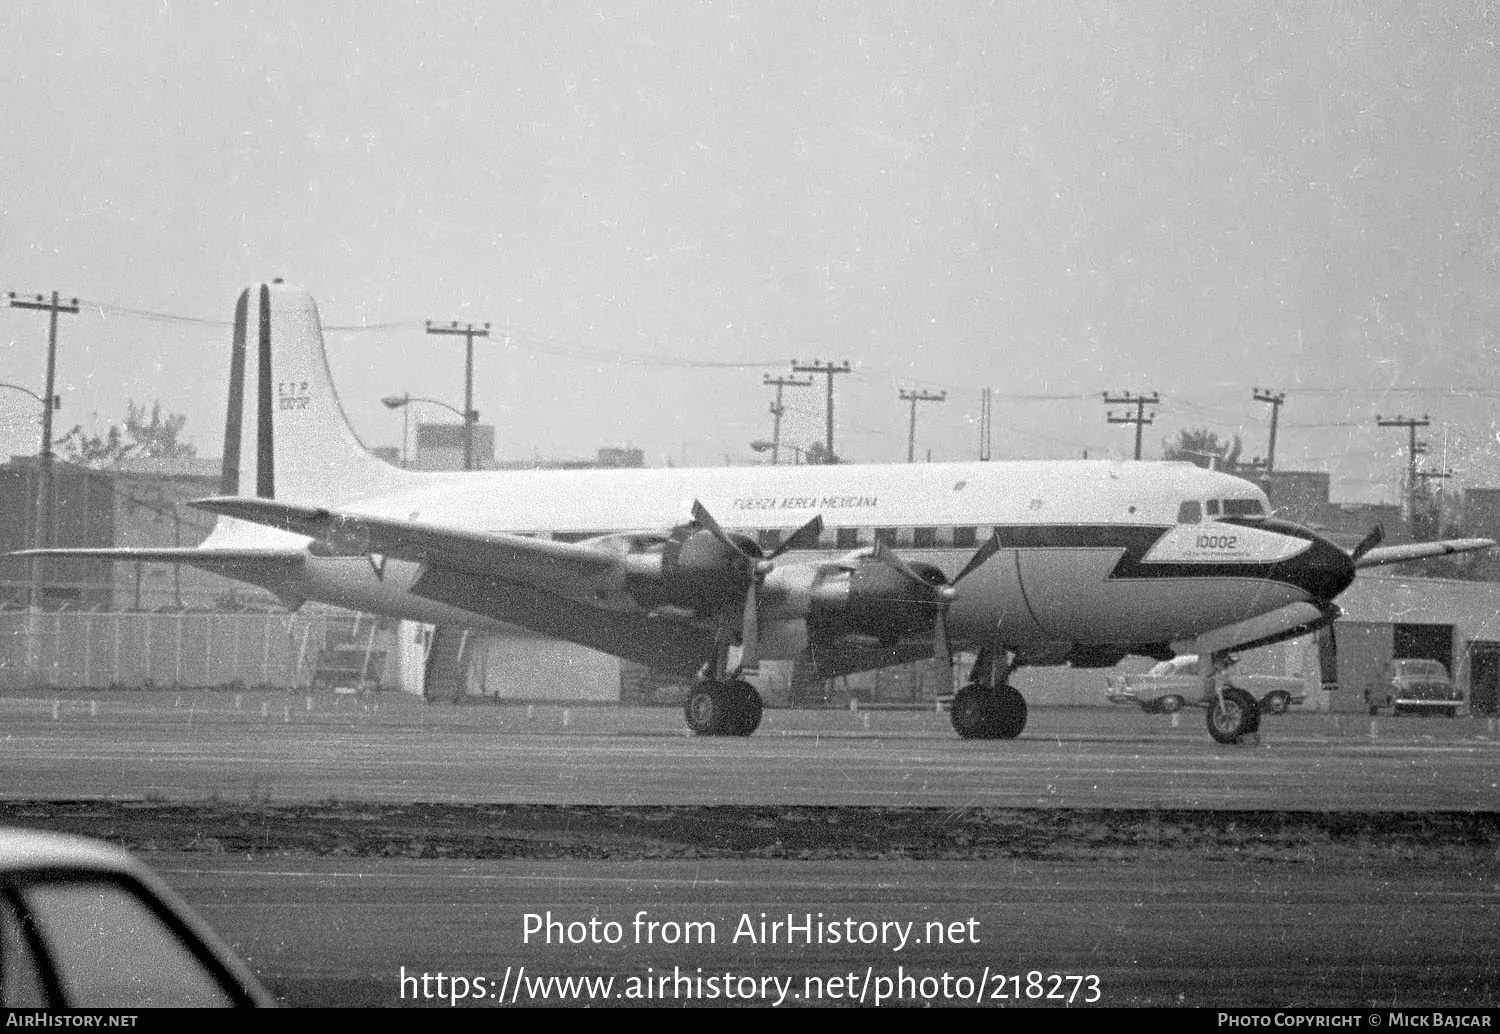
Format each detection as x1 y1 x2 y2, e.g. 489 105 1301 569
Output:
1249 469 1331 526
0 457 114 609
407 422 645 472
106 457 279 610
0 454 287 611
411 422 496 470
1462 488 1500 542
493 447 647 471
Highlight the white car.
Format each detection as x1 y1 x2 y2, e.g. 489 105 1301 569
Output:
0 828 274 1008
1104 654 1307 716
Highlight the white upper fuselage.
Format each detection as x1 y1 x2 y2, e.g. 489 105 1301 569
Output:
321 458 1263 538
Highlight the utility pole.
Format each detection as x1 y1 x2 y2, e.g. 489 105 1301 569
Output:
1415 468 1452 541
1102 391 1160 460
425 319 490 470
761 374 812 464
9 291 77 609
978 387 993 461
1376 414 1431 525
791 359 852 463
1252 388 1287 473
899 388 946 463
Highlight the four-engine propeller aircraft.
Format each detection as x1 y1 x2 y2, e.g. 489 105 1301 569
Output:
13 283 1494 742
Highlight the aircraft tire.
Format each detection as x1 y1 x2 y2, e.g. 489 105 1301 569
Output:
1158 695 1184 715
950 684 997 739
1207 686 1260 744
725 679 763 737
685 683 729 736
990 684 1028 739
950 684 1028 740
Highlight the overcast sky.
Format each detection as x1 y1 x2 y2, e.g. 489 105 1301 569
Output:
3 2 1498 502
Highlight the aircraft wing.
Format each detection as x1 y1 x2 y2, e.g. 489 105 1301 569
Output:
191 496 620 601
6 546 305 571
1353 537 1496 570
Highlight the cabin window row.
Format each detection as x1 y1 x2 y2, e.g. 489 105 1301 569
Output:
548 527 985 549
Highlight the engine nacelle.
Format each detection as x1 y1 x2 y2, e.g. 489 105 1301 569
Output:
808 559 945 644
752 619 809 661
623 525 758 615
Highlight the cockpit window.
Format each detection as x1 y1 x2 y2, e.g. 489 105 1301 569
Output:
1205 499 1221 516
1177 501 1202 524
1222 499 1265 517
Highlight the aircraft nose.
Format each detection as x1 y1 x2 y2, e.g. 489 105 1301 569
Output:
1284 529 1356 602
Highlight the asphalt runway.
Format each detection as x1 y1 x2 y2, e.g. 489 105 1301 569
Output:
2 690 1498 1008
159 853 1497 1008
0 691 1497 809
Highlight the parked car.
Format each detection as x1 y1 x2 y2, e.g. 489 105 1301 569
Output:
0 827 274 1007
1363 658 1464 717
1104 654 1307 715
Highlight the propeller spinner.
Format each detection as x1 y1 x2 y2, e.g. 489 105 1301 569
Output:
871 530 1002 689
690 500 824 666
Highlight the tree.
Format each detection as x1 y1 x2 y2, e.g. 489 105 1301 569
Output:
802 441 842 465
58 400 197 469
1164 428 1242 471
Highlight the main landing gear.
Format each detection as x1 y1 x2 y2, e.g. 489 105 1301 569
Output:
684 634 764 737
950 649 1029 740
684 680 764 737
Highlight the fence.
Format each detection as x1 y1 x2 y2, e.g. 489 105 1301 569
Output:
0 610 348 691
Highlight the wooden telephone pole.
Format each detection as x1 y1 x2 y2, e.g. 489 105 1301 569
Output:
1102 391 1160 460
791 359 853 463
8 291 77 609
424 320 490 470
899 388 946 462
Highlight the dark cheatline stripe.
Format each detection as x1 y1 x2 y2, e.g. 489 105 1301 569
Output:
220 289 248 496
999 522 1352 602
256 283 275 499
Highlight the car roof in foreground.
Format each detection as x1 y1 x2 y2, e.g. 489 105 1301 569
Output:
0 825 277 1006
0 827 141 873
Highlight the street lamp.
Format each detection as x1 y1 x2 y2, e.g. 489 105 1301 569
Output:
751 439 804 465
382 393 480 470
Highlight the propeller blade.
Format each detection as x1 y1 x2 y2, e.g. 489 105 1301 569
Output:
740 579 760 667
1350 524 1384 563
690 499 748 556
873 540 926 585
950 529 1002 586
934 606 954 693
769 514 825 559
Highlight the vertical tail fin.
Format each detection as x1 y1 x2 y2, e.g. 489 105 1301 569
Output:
221 281 412 505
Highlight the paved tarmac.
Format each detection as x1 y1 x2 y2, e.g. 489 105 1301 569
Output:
0 691 1497 809
3 691 1498 1008
159 852 1499 1008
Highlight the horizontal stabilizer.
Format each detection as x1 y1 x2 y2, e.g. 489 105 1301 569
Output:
1353 538 1496 570
191 496 620 600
